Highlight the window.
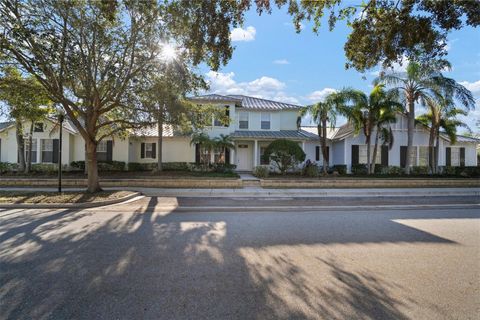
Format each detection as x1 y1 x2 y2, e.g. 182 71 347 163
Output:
213 148 224 164
260 146 269 165
261 113 271 130
213 117 223 127
418 146 429 166
409 146 418 166
41 139 53 163
359 145 381 164
141 142 156 159
25 139 37 163
145 143 154 158
34 123 44 132
97 140 107 161
450 148 460 166
239 112 249 129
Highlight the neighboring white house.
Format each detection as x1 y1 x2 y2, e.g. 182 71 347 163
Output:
0 94 478 171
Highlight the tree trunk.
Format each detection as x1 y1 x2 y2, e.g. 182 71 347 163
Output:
15 119 26 173
157 116 163 172
321 121 328 174
428 125 436 174
366 134 372 174
405 97 415 174
85 140 102 193
434 127 440 174
25 122 34 173
84 143 88 175
371 129 380 175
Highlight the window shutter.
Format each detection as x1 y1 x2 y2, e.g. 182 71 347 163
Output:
315 146 320 161
446 147 451 166
106 141 113 161
195 144 200 163
460 147 465 167
140 143 145 159
400 146 407 168
152 143 156 159
224 106 230 127
225 148 230 164
52 139 59 163
325 146 330 163
381 145 389 166
351 145 359 165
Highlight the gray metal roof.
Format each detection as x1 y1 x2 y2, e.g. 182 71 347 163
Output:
231 130 317 140
131 124 184 137
0 121 14 132
190 94 302 110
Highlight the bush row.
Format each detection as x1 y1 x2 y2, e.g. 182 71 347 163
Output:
351 164 480 177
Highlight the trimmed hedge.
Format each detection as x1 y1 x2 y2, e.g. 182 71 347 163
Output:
331 165 347 175
351 164 369 175
253 166 270 178
70 161 126 171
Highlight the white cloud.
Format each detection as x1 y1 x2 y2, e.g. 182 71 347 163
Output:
460 80 480 94
306 88 338 102
205 71 299 104
273 59 289 65
230 26 256 42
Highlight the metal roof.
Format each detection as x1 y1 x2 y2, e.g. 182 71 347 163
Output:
0 121 14 132
131 124 184 137
190 94 302 110
231 130 317 140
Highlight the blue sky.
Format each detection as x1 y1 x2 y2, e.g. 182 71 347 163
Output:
201 7 480 131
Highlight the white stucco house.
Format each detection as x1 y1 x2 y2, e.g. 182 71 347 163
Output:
0 94 478 172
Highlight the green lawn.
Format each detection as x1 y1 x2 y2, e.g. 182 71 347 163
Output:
0 191 133 204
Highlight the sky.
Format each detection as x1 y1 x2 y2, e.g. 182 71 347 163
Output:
200 6 480 132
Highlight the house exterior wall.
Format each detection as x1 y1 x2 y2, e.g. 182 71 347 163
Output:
331 140 345 165
128 137 194 163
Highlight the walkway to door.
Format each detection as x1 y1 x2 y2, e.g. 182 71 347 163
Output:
238 172 260 187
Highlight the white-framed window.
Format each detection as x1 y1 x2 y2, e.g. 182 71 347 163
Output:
359 145 381 164
409 146 418 166
97 140 107 161
418 146 429 166
239 112 249 129
41 139 53 163
260 146 270 165
261 113 271 130
145 143 154 158
213 117 223 127
450 147 460 166
25 139 37 163
213 148 224 164
34 123 44 132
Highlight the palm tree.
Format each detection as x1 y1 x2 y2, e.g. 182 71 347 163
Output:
417 99 470 173
213 134 235 164
337 84 402 174
190 132 215 171
299 93 339 174
377 61 475 174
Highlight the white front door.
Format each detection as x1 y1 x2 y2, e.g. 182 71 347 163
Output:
236 143 253 171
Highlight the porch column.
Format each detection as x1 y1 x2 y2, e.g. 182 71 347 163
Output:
302 141 305 151
254 140 258 167
230 147 235 165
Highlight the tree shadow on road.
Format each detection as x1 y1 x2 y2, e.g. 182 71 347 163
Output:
1 200 476 319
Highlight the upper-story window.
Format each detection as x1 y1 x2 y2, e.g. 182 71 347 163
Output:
239 112 249 129
261 113 271 130
213 105 230 127
34 123 44 132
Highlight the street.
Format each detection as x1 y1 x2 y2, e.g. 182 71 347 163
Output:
1 196 479 320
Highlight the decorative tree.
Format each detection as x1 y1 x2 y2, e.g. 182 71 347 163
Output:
262 139 306 175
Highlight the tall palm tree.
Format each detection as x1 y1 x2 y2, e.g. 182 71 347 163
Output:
299 94 339 174
190 132 215 171
417 101 469 173
377 61 475 174
213 134 235 164
337 84 402 174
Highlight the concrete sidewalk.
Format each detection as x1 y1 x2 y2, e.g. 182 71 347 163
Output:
1 187 479 198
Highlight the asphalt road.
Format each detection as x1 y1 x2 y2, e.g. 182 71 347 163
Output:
1 197 479 319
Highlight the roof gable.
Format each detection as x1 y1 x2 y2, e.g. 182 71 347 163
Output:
190 94 302 110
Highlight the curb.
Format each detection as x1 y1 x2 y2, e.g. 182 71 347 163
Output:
0 192 143 209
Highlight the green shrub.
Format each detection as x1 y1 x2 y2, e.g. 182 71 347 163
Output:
460 166 480 177
302 161 319 177
253 166 269 178
443 166 458 175
127 162 157 171
212 163 237 173
385 166 403 175
0 162 15 173
262 139 306 175
351 164 368 175
411 166 429 175
97 161 126 171
331 165 347 175
162 162 190 171
31 163 57 174
70 161 85 170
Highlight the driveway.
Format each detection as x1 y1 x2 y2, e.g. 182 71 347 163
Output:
1 197 479 319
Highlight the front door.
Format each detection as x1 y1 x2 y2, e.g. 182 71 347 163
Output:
236 143 253 171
